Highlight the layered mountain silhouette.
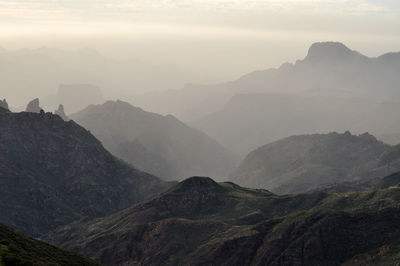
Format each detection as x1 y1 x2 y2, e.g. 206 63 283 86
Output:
132 42 400 155
70 100 238 181
231 132 400 194
0 223 100 265
47 175 400 265
0 107 172 237
136 42 400 120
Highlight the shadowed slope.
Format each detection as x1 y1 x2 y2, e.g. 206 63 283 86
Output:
47 175 400 265
0 109 172 237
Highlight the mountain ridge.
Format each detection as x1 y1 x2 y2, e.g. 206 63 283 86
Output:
70 100 238 181
231 132 400 194
46 175 400 265
0 109 172 237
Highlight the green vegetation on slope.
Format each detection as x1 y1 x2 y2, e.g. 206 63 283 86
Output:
0 224 101 266
47 175 400 265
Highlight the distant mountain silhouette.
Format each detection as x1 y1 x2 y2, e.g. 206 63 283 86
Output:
131 42 400 154
71 100 238 181
193 91 400 155
303 41 366 63
0 109 172 237
0 47 204 109
231 132 400 194
47 175 400 265
44 84 105 114
135 42 400 121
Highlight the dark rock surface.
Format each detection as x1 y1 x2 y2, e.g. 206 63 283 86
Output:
0 110 173 237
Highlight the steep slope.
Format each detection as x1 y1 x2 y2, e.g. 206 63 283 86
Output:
231 132 400 194
0 223 101 266
0 108 172 237
70 100 238 181
47 176 400 266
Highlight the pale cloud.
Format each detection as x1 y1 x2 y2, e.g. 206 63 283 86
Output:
0 0 398 37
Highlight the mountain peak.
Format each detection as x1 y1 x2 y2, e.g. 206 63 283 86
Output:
304 42 364 63
171 176 222 194
181 176 218 186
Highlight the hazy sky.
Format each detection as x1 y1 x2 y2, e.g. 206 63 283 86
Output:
0 0 399 79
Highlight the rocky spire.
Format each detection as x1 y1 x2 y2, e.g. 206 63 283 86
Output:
25 98 42 113
54 104 69 121
0 99 8 111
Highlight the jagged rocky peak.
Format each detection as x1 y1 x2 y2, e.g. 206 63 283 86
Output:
25 98 42 113
54 104 69 121
304 41 364 63
0 99 8 110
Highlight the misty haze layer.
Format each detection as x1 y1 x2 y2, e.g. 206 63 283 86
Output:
70 100 238 181
177 42 400 155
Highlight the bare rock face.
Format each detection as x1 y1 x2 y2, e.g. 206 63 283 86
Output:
54 104 69 121
25 98 42 113
0 99 8 111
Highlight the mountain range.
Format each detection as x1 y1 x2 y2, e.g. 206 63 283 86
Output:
0 106 172 237
231 132 400 194
2 40 400 265
46 175 400 265
70 100 238 181
132 42 400 155
137 42 400 120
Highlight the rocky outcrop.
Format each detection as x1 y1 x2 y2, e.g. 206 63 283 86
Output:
0 99 8 110
25 98 42 113
54 104 69 121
